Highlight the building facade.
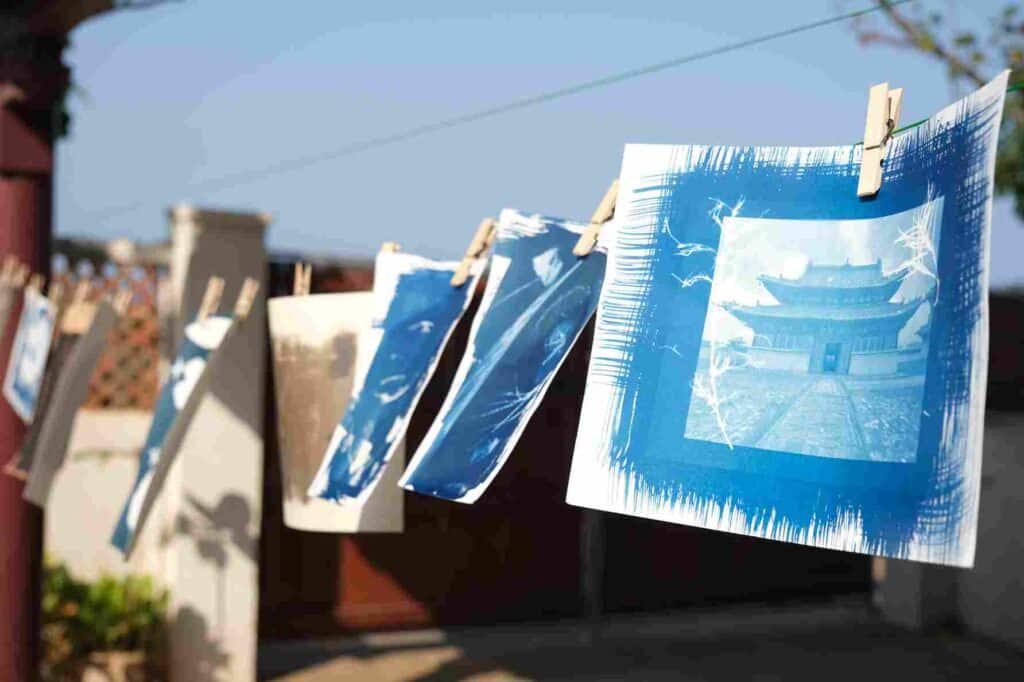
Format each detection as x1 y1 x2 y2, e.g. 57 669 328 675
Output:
723 260 928 376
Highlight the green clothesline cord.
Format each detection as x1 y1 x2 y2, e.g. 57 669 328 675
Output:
867 82 1024 145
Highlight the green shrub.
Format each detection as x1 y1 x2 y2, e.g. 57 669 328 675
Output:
42 558 168 680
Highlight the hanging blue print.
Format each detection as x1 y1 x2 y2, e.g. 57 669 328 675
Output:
400 210 606 502
3 287 57 423
566 74 1008 567
112 314 235 556
309 250 482 504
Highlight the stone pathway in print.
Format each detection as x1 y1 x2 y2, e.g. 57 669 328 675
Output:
685 368 924 462
754 377 868 460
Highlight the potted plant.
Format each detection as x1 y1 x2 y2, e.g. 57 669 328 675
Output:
42 558 168 681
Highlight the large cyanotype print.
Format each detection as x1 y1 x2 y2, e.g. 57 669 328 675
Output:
400 210 606 503
112 315 233 555
309 251 481 504
566 74 1008 567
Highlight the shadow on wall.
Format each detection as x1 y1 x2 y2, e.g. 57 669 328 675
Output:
170 606 230 682
170 493 257 680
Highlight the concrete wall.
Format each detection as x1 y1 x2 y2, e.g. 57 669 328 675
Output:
849 349 921 376
45 208 268 682
44 409 172 581
166 206 268 682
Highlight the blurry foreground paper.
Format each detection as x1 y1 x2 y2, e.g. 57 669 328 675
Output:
567 73 1008 567
400 210 605 502
24 302 118 507
3 287 57 422
8 332 80 477
111 313 238 556
269 292 403 532
309 250 481 505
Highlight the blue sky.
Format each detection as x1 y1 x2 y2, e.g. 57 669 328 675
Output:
57 0 1024 288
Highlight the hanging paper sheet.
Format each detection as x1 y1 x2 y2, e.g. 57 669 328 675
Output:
24 301 118 508
400 210 606 502
8 332 80 477
566 73 1008 567
111 313 237 556
3 287 57 423
269 291 403 532
308 250 481 505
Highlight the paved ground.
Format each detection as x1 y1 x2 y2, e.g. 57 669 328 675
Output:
259 600 1024 681
686 369 923 462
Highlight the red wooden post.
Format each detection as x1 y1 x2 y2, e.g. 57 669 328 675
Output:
0 29 66 682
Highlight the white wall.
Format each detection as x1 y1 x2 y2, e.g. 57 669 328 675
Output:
746 347 810 373
45 409 172 581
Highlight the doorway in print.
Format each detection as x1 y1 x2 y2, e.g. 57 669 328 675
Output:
822 342 841 373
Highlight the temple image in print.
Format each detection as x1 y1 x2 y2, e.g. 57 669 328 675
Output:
683 203 939 463
724 260 927 377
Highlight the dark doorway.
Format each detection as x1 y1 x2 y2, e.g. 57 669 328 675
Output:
823 342 841 373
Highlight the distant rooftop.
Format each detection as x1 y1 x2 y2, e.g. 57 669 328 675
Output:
781 260 901 288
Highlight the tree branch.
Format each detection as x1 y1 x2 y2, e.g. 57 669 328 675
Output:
876 0 988 86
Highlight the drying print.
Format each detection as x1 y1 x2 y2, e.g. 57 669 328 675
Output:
269 292 403 532
3 288 57 423
112 314 234 556
566 74 1008 567
400 210 605 503
24 302 119 508
309 250 481 504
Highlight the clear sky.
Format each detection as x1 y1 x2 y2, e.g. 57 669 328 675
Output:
56 0 1024 288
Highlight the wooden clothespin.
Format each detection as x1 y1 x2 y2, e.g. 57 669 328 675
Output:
857 82 904 198
0 256 17 285
451 218 497 287
112 289 133 316
196 277 225 322
380 242 401 253
233 278 261 319
573 180 620 257
292 262 312 297
47 280 65 306
73 280 92 304
12 264 28 287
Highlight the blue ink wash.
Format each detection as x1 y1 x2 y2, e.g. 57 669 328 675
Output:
112 315 233 555
566 73 1008 567
3 287 57 423
309 251 481 504
400 210 606 503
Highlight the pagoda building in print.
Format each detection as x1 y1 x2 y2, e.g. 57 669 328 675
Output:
721 260 929 377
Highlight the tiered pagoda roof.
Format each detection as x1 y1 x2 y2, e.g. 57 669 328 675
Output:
725 260 925 333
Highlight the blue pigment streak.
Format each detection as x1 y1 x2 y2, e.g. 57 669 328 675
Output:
316 265 474 502
111 327 217 554
401 216 606 501
591 91 1001 563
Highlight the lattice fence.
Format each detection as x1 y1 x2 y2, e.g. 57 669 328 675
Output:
53 266 163 410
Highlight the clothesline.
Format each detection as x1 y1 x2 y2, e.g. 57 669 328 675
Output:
83 0 912 223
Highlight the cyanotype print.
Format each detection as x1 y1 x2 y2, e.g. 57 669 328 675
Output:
112 314 234 555
309 251 481 505
269 292 403 532
684 201 940 463
400 210 606 503
3 288 57 423
567 74 1008 567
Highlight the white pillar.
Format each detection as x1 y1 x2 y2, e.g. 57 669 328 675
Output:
166 206 268 682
